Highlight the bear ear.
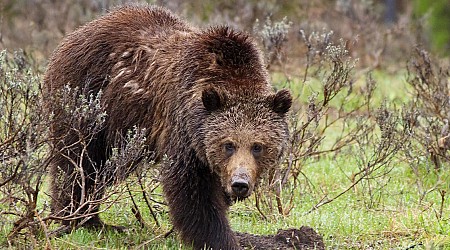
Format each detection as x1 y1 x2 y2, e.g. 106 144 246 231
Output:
271 89 292 114
202 88 224 112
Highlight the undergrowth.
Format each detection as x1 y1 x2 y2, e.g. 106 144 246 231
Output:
1 2 450 249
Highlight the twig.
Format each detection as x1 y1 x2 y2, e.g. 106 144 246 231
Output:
0 159 23 187
138 176 160 227
35 210 53 250
164 227 174 238
437 189 446 220
127 183 146 228
254 191 268 221
304 163 374 215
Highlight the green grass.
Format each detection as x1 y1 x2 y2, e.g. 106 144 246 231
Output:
4 153 447 249
232 155 450 249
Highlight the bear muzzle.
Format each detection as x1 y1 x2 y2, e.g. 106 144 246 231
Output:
229 167 254 199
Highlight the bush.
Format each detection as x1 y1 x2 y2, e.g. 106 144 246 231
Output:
0 50 50 246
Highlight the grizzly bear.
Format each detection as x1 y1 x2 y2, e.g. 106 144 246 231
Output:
44 4 291 250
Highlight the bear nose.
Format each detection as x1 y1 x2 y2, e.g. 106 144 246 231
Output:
231 180 249 197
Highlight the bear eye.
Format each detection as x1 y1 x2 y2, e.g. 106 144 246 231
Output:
251 143 263 157
223 142 235 156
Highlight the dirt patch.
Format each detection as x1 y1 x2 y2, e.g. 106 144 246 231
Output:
236 226 325 249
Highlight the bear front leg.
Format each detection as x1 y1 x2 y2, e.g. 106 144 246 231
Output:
162 156 241 250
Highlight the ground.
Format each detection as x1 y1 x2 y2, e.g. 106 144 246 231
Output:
237 226 324 249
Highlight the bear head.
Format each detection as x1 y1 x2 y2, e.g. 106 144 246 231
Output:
202 87 292 201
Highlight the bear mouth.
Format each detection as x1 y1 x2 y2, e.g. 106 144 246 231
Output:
234 194 250 202
227 193 250 203
223 187 252 204
227 184 253 202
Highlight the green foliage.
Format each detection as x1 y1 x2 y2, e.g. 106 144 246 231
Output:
414 0 450 56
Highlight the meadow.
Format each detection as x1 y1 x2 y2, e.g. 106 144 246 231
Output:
1 1 449 249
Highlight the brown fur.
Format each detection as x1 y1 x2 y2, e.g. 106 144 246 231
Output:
44 4 291 250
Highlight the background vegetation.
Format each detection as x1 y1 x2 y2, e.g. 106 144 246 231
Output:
1 0 449 249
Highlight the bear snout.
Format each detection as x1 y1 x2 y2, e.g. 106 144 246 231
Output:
229 167 254 199
231 178 249 198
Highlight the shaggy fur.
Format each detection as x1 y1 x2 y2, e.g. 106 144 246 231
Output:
44 4 291 250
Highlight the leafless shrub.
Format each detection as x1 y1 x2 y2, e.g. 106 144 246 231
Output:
254 25 413 216
253 16 292 68
255 31 367 216
344 102 410 209
402 47 449 206
300 101 411 213
299 29 335 82
109 128 162 229
405 47 450 169
0 50 159 246
45 85 158 234
0 50 51 246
